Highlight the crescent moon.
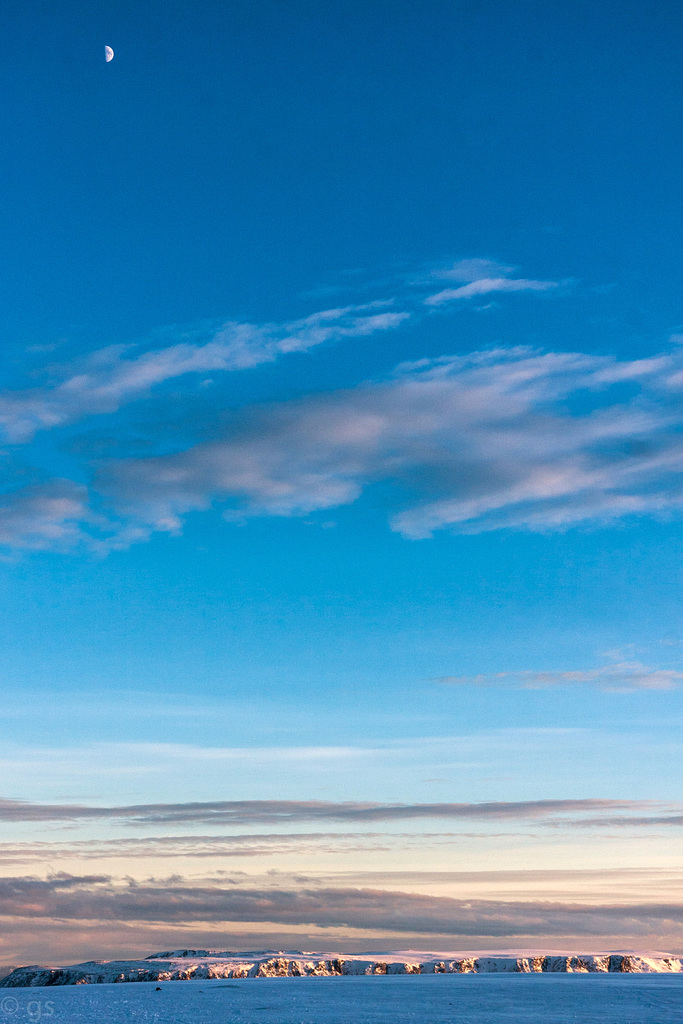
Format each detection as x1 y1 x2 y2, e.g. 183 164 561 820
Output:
105 45 114 62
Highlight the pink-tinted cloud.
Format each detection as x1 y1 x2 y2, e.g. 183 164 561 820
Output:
98 345 683 544
435 661 683 692
0 306 408 443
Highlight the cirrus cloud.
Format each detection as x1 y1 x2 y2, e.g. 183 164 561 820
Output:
425 278 561 306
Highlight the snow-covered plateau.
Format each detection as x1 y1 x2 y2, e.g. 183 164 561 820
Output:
2 949 682 987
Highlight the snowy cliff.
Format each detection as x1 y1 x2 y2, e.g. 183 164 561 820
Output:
2 951 682 986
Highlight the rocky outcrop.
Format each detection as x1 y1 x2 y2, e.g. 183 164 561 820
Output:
2 951 681 986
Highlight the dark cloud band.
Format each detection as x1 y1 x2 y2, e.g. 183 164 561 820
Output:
1 874 682 939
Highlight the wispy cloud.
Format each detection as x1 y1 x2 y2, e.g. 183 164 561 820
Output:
423 257 562 305
425 279 560 306
0 305 408 444
435 662 683 692
97 345 683 544
0 832 439 866
6 259 680 555
0 258 563 449
429 258 516 282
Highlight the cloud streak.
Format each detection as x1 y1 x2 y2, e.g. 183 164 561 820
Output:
0 305 408 444
422 258 562 305
10 260 683 554
99 344 683 543
0 258 560 447
0 832 443 866
425 278 560 306
0 258 577 552
0 797 656 826
435 662 683 692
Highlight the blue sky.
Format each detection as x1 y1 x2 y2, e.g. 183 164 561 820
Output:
1 0 683 962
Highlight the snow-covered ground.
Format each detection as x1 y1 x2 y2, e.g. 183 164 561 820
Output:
0 974 682 1023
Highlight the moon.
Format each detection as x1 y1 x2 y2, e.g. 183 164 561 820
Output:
105 45 114 62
